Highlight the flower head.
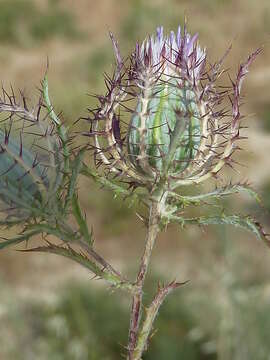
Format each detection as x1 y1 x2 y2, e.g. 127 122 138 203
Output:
88 25 260 192
134 26 205 80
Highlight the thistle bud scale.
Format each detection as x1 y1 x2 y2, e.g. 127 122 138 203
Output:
127 83 201 176
89 25 260 191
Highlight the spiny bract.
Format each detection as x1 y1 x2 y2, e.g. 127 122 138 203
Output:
87 25 260 191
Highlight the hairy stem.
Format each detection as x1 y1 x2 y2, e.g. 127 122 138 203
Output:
131 281 182 360
127 192 163 359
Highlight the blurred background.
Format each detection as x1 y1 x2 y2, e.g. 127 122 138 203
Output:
0 0 270 359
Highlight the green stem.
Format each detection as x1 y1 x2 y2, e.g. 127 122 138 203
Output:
131 281 182 360
128 189 166 359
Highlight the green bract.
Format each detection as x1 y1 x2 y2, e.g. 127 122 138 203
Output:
128 82 201 177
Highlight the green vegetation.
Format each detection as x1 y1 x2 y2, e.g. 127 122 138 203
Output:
1 275 270 360
0 0 80 46
262 181 270 211
120 1 180 45
0 281 210 360
85 48 112 85
260 105 270 132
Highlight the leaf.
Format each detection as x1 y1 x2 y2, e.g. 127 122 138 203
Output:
81 164 127 193
25 223 76 243
0 229 42 250
0 217 26 228
81 163 147 206
169 213 270 248
65 149 85 209
0 186 41 215
0 86 66 215
0 129 47 211
168 182 262 207
21 243 102 276
21 243 134 292
42 73 70 173
42 73 61 127
72 194 93 246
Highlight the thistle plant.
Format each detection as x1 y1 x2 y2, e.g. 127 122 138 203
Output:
0 24 267 359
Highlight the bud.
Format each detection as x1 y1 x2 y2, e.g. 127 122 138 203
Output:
89 25 260 191
127 26 203 179
0 90 63 218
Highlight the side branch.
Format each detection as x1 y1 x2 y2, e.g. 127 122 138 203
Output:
131 281 185 360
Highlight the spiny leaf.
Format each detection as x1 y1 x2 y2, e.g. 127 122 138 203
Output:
0 229 42 250
0 186 41 214
65 149 85 209
81 164 129 194
21 243 102 276
72 193 93 246
0 129 47 208
42 73 70 172
42 73 61 126
0 85 65 216
21 243 134 292
210 182 262 205
168 182 262 207
169 213 270 248
25 223 77 243
0 217 26 228
81 163 147 206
